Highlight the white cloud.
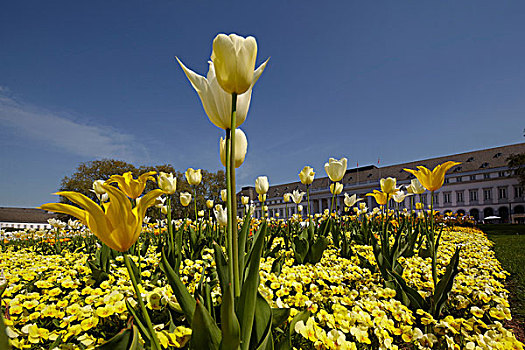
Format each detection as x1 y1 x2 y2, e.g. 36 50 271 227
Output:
0 91 149 162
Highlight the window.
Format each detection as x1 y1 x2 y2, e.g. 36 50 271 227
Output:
433 194 439 206
456 191 464 203
420 194 427 205
515 186 524 198
469 190 478 202
444 178 449 184
498 187 507 199
456 176 462 182
483 173 490 179
498 171 505 178
443 193 451 204
483 189 492 201
470 175 476 181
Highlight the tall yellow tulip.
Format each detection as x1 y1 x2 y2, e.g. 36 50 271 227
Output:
404 161 461 192
211 34 265 95
108 171 156 199
39 184 165 252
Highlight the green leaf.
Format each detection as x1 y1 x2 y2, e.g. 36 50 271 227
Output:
125 299 151 346
97 325 140 350
220 284 240 350
276 310 310 350
237 213 252 282
140 235 150 257
271 254 284 276
190 297 221 350
238 221 267 350
271 308 290 328
161 249 196 325
0 315 11 350
433 247 461 318
389 270 428 311
251 292 273 350
291 237 308 264
306 237 329 264
213 243 230 296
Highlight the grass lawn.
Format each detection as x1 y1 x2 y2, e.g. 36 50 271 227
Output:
486 228 525 329
479 224 525 235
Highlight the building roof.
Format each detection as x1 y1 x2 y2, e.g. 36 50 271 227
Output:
0 207 57 224
238 142 525 200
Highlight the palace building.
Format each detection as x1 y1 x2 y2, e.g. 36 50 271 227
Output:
237 143 525 223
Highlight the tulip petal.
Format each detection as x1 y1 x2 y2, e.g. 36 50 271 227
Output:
39 203 88 225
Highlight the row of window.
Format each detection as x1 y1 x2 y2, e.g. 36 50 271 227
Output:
444 171 507 184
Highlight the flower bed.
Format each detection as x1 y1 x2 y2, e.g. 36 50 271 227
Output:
0 226 522 349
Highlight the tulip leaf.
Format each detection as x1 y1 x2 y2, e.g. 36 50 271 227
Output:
238 221 267 350
271 307 290 328
213 243 230 295
125 299 151 346
219 284 240 350
238 212 253 278
98 324 140 350
161 249 196 325
307 236 329 264
190 297 221 350
271 254 285 276
432 247 461 318
0 315 11 350
251 292 273 349
389 270 428 311
291 237 308 265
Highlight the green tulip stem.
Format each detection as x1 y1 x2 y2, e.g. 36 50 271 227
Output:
193 186 198 222
124 254 161 350
430 191 437 290
224 127 234 298
167 197 174 252
306 185 311 220
229 93 240 298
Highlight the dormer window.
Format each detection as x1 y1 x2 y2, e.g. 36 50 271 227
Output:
480 162 489 168
494 152 502 158
367 174 372 178
453 166 462 172
466 157 474 162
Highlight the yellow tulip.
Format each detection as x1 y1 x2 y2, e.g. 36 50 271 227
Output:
299 166 315 185
180 192 192 207
255 176 269 195
157 172 177 194
107 171 156 199
241 196 250 205
366 190 388 206
185 168 202 186
39 184 165 252
404 161 461 192
211 33 266 95
406 178 426 195
220 128 248 168
380 177 398 195
206 199 214 209
324 158 347 182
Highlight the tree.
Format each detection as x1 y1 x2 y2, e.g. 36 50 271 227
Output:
59 159 226 220
508 153 525 187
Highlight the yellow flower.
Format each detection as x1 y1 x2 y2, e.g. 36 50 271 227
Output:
157 172 177 194
324 157 347 182
108 171 156 199
299 166 315 185
255 176 269 194
180 192 192 207
39 184 165 252
211 33 268 95
330 182 343 195
185 168 202 186
380 177 398 195
404 161 461 192
366 190 387 206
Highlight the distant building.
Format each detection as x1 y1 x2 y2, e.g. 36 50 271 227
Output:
237 143 525 223
0 207 57 230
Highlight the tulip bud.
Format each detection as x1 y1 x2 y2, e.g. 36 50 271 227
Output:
255 176 269 195
221 189 227 202
299 166 315 185
185 168 202 186
211 33 258 95
220 129 248 168
198 210 205 217
415 202 424 210
161 206 168 215
241 196 249 205
283 193 291 203
275 212 280 217
158 172 177 194
206 199 214 209
298 205 303 212
263 205 268 211
330 182 343 195
180 192 192 207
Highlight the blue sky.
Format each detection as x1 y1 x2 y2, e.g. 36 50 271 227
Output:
1 1 524 207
